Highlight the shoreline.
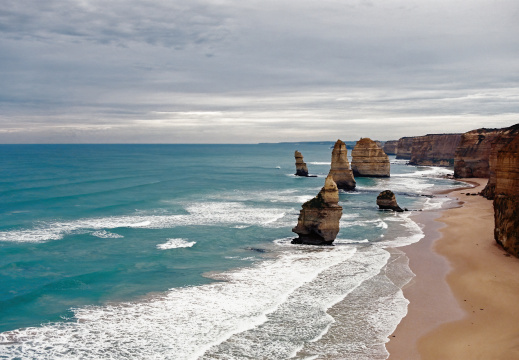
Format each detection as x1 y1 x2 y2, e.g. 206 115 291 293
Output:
387 178 519 359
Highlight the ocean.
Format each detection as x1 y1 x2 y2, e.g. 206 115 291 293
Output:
0 143 464 359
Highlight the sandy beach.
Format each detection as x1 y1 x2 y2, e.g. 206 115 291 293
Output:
387 178 519 359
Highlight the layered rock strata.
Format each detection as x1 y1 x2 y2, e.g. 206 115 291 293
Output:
494 134 519 257
454 128 506 179
409 133 462 166
396 137 414 159
481 124 519 199
383 140 398 155
351 138 390 177
328 139 356 190
376 190 404 212
292 175 343 245
294 150 310 177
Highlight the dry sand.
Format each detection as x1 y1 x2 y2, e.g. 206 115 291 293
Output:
387 178 519 360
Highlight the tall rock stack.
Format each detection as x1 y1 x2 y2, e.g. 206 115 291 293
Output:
292 175 343 245
294 150 310 177
481 124 519 199
383 140 398 155
493 134 519 257
328 139 356 190
408 133 461 166
351 138 390 177
396 137 414 159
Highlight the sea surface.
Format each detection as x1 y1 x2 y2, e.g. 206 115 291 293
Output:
0 143 465 359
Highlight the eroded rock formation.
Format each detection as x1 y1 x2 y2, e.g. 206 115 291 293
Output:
408 134 461 166
383 140 398 155
396 137 414 160
376 190 404 212
294 150 309 177
328 139 356 190
351 138 390 177
494 134 519 257
481 124 519 199
454 128 506 179
292 175 343 245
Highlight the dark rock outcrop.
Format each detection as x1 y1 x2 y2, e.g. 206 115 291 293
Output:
292 175 343 245
409 134 462 166
383 140 398 155
351 138 390 177
294 150 310 177
481 124 519 199
376 190 404 212
494 134 519 257
328 139 356 190
396 137 414 160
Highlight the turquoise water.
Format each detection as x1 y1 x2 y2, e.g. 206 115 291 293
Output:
0 144 464 359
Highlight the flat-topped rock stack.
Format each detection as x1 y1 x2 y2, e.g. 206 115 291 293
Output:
292 175 343 245
328 139 356 190
383 140 398 155
351 138 390 177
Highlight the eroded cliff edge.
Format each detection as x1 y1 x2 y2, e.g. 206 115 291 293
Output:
383 140 398 155
408 133 461 166
494 134 519 257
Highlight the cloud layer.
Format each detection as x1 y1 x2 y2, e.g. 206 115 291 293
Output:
1 0 518 142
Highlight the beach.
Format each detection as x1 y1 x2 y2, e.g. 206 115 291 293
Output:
387 178 519 359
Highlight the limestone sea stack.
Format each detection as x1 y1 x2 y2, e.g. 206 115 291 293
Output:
328 139 356 190
493 134 519 257
292 175 343 245
383 140 398 155
294 150 310 177
351 138 390 177
376 190 404 212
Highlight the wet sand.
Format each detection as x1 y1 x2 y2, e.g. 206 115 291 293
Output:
387 178 519 359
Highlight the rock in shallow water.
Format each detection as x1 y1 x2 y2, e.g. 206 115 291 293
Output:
376 190 404 212
294 150 310 177
292 175 342 245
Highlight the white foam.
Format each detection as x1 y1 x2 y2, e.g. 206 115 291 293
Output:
0 244 360 359
156 238 196 250
308 162 331 165
91 230 124 239
0 202 289 243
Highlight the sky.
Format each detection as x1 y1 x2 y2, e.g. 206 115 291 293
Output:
1 0 518 143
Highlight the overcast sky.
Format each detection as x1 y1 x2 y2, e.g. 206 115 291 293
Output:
1 0 518 143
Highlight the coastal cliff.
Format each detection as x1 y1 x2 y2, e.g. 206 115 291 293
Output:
383 140 398 155
351 138 390 177
292 175 342 245
408 134 461 166
481 124 519 199
328 139 356 190
454 128 505 179
294 150 310 177
396 137 414 159
494 134 519 257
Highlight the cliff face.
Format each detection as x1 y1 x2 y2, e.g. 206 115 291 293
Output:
481 125 519 199
408 133 461 166
454 128 505 179
292 175 342 245
294 150 309 177
494 134 519 257
383 140 398 155
351 138 390 177
328 139 356 190
396 137 414 159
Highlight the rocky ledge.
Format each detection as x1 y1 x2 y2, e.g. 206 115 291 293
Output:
351 138 390 177
292 175 343 245
328 139 356 190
